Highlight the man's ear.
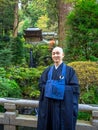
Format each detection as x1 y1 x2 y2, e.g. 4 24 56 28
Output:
62 53 64 58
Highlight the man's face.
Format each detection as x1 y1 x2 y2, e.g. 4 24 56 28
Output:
52 48 64 65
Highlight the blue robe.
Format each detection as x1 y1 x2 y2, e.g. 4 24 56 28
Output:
37 63 79 130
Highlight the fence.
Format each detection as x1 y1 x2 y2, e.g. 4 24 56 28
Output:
0 98 98 130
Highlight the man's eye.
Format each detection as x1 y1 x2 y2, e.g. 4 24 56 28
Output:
56 52 60 55
52 52 60 55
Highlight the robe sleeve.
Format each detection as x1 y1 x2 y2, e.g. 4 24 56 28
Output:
66 66 80 118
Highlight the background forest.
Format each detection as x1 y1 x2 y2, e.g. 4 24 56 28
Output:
0 0 98 120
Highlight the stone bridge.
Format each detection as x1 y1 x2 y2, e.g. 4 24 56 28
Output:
0 98 98 130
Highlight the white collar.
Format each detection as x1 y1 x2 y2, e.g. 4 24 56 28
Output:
55 65 59 69
54 62 63 69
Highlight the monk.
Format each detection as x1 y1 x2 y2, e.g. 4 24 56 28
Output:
37 46 79 130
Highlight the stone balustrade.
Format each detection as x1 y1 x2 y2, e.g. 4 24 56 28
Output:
0 98 98 130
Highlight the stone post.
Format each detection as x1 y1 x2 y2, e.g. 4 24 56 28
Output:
92 111 98 130
4 103 17 130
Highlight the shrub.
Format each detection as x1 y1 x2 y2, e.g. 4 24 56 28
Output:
78 111 91 121
68 61 98 89
68 61 98 104
0 67 6 77
81 86 98 104
6 66 46 99
0 77 22 98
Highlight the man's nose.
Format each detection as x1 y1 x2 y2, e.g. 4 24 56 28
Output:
54 53 58 56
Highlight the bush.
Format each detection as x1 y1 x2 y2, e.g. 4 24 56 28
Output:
0 67 6 77
68 61 98 89
0 77 22 98
68 61 98 104
78 111 91 121
6 66 46 99
81 86 98 104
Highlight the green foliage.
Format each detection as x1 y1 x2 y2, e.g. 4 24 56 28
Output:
68 61 98 104
78 111 91 121
6 66 46 99
0 40 13 67
0 49 12 67
0 77 22 98
30 90 40 99
32 44 52 67
0 60 22 99
20 0 47 28
46 0 58 27
0 60 98 102
68 61 98 89
18 0 58 32
0 64 46 99
24 43 52 67
0 0 15 36
81 86 98 104
18 18 31 34
66 0 98 62
0 36 26 67
68 61 98 120
0 67 6 77
36 15 49 32
78 86 97 120
10 36 26 65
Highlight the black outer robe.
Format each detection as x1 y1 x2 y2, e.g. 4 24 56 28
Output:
37 63 79 130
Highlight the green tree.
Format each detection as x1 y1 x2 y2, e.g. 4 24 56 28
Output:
36 15 49 31
0 40 13 67
66 0 98 62
21 0 47 27
0 0 15 36
10 36 25 65
46 0 73 46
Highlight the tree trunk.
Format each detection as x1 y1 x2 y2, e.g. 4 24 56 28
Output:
13 0 18 38
58 0 72 47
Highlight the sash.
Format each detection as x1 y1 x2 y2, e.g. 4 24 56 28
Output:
44 64 66 100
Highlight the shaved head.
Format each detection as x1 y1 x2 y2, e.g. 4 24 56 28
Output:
52 46 64 54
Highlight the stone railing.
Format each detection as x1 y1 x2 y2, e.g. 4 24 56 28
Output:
77 104 98 130
0 98 98 130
